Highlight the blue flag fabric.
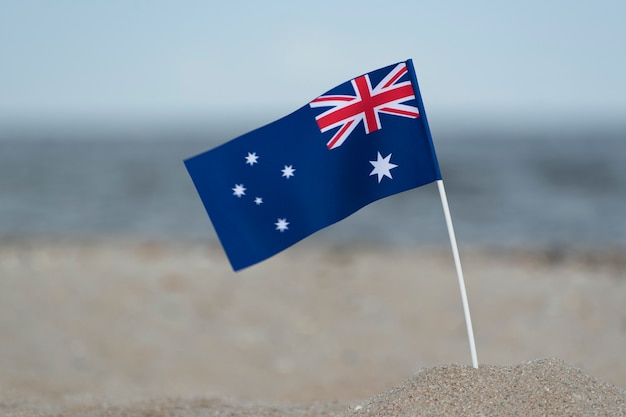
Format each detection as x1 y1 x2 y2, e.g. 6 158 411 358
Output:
185 59 441 271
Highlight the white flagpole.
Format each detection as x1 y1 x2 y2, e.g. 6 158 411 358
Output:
436 179 479 368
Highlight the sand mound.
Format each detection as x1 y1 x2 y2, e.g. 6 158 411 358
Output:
344 358 626 416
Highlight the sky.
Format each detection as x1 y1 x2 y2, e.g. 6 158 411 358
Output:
1 0 625 130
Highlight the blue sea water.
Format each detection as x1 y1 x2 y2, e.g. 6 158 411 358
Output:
1 126 625 249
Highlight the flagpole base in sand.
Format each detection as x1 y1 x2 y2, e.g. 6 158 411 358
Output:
437 179 479 368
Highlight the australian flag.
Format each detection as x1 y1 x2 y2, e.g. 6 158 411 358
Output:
185 59 442 271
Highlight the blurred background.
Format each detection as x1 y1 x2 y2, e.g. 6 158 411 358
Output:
1 0 626 250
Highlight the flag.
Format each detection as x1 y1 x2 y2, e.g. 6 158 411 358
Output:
185 59 441 271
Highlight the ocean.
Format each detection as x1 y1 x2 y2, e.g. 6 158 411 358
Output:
1 125 625 250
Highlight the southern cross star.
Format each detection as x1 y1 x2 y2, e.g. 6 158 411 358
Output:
254 197 263 205
281 165 295 179
232 184 246 197
275 218 289 232
369 152 397 183
245 152 259 165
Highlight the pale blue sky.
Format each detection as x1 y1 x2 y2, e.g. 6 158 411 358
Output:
1 0 625 128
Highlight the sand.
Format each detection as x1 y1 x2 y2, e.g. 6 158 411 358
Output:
1 239 625 416
345 359 625 416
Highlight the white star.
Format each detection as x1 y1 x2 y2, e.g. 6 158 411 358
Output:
275 218 289 232
245 152 259 165
232 184 246 197
369 152 398 183
281 165 295 179
254 197 263 205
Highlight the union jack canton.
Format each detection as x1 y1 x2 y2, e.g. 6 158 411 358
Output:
310 62 420 150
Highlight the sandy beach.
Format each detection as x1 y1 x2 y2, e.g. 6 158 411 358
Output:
1 239 625 415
